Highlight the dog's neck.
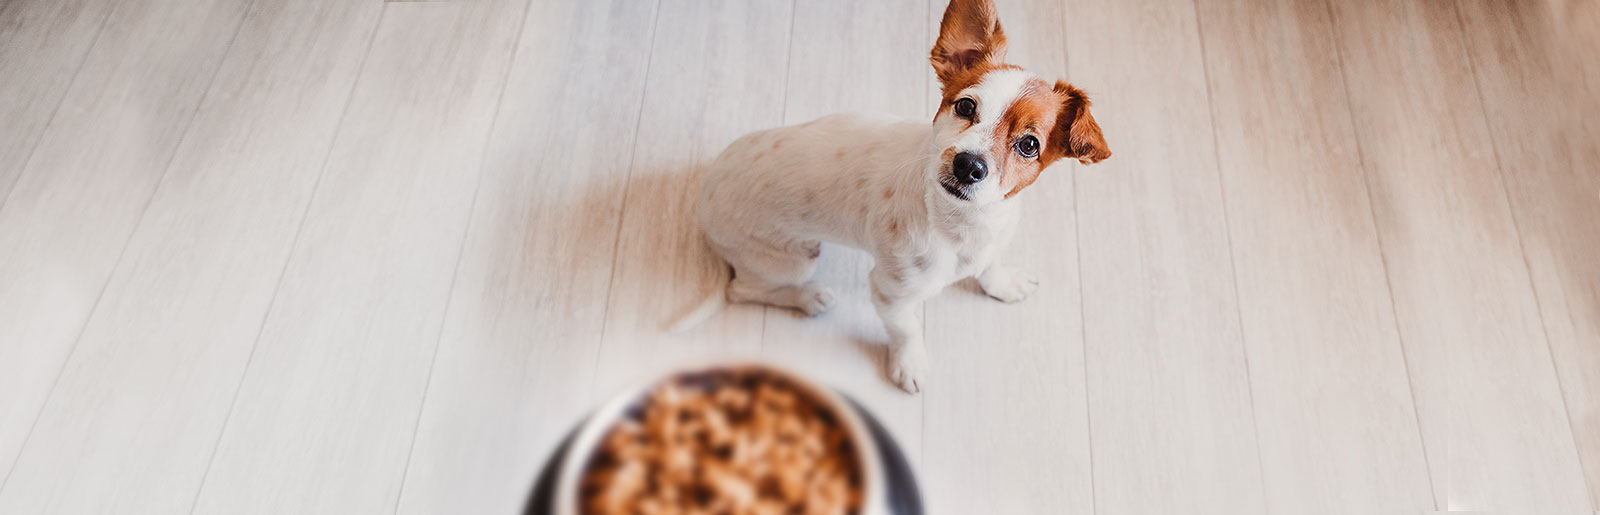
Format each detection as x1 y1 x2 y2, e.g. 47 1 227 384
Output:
925 180 1017 245
878 123 1019 250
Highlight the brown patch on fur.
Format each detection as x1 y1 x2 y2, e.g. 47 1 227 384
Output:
927 1 1110 199
931 0 1008 91
873 289 890 305
771 139 782 149
806 242 822 260
936 64 1023 114
992 78 1059 198
887 219 901 235
981 79 1112 198
882 188 893 199
931 0 1023 121
835 149 846 159
1046 82 1110 165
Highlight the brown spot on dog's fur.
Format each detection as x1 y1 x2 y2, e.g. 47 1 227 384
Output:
928 0 1110 199
991 78 1059 198
887 219 900 235
1047 81 1110 165
805 241 822 260
873 289 890 305
931 0 1009 96
966 77 1111 199
835 149 847 159
771 139 782 149
882 188 893 199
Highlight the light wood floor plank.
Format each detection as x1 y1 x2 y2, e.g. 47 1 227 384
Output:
1064 0 1267 512
393 1 659 513
916 0 1094 513
1456 0 1600 506
1193 0 1436 511
1329 0 1592 512
187 2 525 513
0 0 253 490
757 0 929 492
0 0 116 204
588 0 791 395
0 0 1592 511
0 1 384 512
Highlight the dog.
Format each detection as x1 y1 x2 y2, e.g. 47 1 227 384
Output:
672 0 1111 393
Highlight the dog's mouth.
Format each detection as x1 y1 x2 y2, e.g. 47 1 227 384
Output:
939 176 969 201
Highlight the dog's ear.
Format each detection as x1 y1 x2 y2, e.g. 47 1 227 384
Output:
930 0 1008 87
1048 81 1111 165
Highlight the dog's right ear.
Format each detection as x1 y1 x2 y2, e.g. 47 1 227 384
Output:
930 0 1008 88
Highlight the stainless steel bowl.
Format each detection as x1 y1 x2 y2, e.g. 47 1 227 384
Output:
522 363 922 515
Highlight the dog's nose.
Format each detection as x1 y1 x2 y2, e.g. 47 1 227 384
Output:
953 152 988 184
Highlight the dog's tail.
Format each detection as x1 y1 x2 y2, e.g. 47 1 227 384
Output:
664 242 732 333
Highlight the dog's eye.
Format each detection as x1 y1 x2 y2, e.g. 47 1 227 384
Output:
1016 135 1040 158
953 98 976 119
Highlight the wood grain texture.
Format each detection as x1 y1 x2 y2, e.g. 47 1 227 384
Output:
0 0 252 490
0 0 115 204
1330 1 1592 512
1064 0 1266 512
587 0 791 396
0 0 1594 512
757 0 929 494
916 0 1094 513
0 2 383 512
1456 0 1600 506
392 1 658 513
1193 0 1435 512
188 1 526 513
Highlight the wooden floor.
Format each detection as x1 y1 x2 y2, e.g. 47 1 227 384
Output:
1 0 1597 513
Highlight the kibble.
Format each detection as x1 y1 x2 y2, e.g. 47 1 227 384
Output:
581 369 863 515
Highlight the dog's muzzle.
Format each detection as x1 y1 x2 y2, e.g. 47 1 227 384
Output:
952 151 988 184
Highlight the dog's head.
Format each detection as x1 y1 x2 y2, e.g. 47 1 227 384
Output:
929 0 1110 204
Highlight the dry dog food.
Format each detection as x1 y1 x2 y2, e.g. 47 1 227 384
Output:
580 369 863 515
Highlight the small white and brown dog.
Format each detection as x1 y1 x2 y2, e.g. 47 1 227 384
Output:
673 0 1110 393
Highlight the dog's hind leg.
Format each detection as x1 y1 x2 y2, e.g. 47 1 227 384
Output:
720 238 836 316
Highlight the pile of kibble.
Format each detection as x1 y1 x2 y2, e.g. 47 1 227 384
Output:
580 369 863 515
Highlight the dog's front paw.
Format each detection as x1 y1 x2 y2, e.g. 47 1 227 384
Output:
887 344 928 394
978 265 1039 303
798 286 836 316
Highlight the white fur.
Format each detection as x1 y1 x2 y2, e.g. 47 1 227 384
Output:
679 70 1044 394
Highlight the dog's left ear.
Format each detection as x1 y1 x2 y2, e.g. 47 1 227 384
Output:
1048 81 1111 165
930 0 1008 87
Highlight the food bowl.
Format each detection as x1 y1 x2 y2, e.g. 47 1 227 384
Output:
523 363 922 515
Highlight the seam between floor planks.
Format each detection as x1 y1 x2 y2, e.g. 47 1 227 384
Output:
584 1 666 403
0 0 120 210
388 0 536 510
0 0 257 490
1449 2 1600 509
1188 0 1276 511
182 5 391 513
1317 0 1439 506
